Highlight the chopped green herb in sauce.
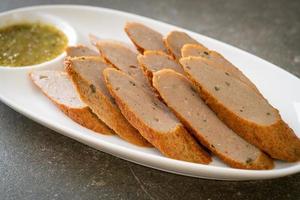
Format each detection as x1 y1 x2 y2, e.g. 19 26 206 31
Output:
0 23 68 67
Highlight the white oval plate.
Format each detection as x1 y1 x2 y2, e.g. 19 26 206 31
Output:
0 5 299 181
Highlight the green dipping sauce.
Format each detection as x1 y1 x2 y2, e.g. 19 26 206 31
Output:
0 23 68 67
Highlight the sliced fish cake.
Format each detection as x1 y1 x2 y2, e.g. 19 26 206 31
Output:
181 43 210 58
66 45 99 57
30 70 114 135
103 68 211 164
93 41 210 161
65 56 150 147
181 44 260 94
164 31 205 60
94 40 150 89
138 51 184 85
180 56 300 161
125 22 166 53
153 69 273 169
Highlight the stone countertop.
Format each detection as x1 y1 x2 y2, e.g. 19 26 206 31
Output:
0 0 299 199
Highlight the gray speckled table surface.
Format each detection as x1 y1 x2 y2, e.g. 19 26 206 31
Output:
1 0 299 199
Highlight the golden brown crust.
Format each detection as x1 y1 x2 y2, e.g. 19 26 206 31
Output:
183 66 300 162
144 50 172 57
103 68 211 164
181 44 209 58
29 72 114 135
56 103 114 135
65 59 151 147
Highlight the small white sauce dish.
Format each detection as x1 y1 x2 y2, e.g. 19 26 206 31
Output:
0 11 77 69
